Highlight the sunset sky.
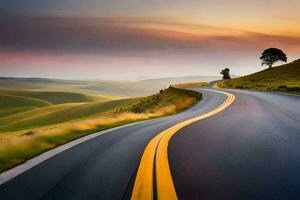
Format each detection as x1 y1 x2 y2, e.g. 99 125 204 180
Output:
0 0 299 80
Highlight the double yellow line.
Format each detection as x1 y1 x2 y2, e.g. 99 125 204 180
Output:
131 89 235 200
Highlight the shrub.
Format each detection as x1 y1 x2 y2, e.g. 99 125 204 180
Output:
22 130 35 136
278 85 287 89
287 87 300 92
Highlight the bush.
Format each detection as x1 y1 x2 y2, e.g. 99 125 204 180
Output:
278 85 287 89
22 130 35 136
287 87 300 92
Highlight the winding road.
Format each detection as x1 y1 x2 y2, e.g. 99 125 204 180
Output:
0 87 299 200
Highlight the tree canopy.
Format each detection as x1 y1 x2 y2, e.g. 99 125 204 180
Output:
260 48 287 69
220 68 231 80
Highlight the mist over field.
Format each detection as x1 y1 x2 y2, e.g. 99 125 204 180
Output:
0 76 218 96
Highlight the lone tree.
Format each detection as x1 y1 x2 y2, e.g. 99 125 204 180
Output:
220 68 231 80
260 48 287 69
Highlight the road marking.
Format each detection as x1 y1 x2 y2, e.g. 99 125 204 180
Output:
131 89 235 200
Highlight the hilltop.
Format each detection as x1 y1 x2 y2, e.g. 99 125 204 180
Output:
219 60 300 94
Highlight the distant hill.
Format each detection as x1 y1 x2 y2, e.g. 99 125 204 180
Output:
0 90 106 104
219 60 300 94
0 75 218 97
0 94 52 118
139 75 219 85
0 90 109 118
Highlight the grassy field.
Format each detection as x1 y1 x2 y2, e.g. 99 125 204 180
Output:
219 60 300 94
173 82 208 88
0 90 109 119
0 90 107 104
0 94 52 118
0 86 201 173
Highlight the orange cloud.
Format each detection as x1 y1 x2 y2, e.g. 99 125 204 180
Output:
1 16 299 55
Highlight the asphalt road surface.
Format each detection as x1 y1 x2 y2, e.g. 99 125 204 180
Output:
169 89 300 200
1 87 299 200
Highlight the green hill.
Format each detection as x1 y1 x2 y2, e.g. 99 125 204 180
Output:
219 60 300 94
0 99 134 131
0 87 201 132
0 90 107 104
0 90 112 118
0 87 201 172
0 94 52 118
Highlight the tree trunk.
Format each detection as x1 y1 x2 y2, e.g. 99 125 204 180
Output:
268 64 272 69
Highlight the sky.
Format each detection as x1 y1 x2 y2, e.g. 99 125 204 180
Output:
0 0 299 80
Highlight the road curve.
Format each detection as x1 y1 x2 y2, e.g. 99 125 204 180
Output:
169 88 300 200
0 87 228 200
131 89 235 200
1 87 299 200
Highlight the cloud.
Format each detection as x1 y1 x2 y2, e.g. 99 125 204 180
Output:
1 16 300 57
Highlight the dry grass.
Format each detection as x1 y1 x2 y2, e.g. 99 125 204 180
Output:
173 82 208 88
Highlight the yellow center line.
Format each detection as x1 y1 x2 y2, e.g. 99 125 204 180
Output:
131 89 235 200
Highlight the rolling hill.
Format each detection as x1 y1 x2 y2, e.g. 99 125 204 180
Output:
0 90 107 104
0 94 52 118
0 87 200 132
219 60 300 94
0 75 216 97
0 90 110 118
0 99 134 131
0 87 201 172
